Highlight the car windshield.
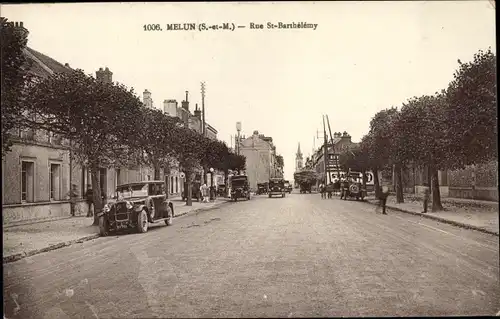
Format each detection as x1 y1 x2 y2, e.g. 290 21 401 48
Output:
116 183 147 198
232 179 247 187
269 180 284 187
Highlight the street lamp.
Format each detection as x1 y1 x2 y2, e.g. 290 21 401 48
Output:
236 122 241 155
209 167 215 200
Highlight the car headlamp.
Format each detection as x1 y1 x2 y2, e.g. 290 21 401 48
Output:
103 204 110 213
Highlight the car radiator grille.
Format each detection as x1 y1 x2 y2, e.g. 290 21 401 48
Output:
113 203 130 221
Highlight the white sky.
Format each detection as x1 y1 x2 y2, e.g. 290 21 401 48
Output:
2 1 496 180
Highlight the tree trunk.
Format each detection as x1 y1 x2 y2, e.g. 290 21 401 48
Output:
163 163 170 199
153 165 160 180
373 168 381 199
186 170 193 206
90 164 103 226
431 165 444 211
395 163 404 203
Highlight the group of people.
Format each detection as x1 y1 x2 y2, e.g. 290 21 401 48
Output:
318 177 356 199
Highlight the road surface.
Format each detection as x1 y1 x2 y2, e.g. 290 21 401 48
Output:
3 192 499 318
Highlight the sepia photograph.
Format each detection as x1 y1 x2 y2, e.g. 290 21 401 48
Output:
1 1 498 318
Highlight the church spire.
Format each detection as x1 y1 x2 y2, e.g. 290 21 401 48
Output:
296 143 303 159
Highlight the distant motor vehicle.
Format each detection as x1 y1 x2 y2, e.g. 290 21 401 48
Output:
230 175 251 201
284 180 293 193
341 180 366 201
256 183 268 195
97 181 174 236
269 178 286 198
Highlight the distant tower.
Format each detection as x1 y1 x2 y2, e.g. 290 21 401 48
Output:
295 143 303 171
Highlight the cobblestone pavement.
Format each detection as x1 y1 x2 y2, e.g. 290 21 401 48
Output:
3 192 499 318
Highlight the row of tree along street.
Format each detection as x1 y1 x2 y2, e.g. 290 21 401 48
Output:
339 48 497 211
1 18 246 225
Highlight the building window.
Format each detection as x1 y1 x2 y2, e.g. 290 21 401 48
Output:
175 176 179 193
170 176 174 194
50 163 61 201
21 161 35 202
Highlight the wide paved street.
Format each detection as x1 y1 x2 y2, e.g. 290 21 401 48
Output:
3 192 499 318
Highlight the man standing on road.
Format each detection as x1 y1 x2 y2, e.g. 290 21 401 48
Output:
422 183 430 213
376 185 389 215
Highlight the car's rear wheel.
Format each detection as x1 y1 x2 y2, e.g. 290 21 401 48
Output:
137 209 148 233
99 216 109 236
165 205 173 226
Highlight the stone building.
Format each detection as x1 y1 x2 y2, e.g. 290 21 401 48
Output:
2 46 86 225
238 130 280 190
311 131 359 185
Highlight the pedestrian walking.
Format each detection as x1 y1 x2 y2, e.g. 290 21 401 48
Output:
327 182 333 199
200 183 209 203
376 185 389 215
319 183 325 199
85 185 94 217
422 183 430 213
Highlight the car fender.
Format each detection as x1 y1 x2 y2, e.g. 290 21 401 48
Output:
134 204 148 213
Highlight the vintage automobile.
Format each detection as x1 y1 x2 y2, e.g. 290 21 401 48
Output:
230 175 251 201
256 183 268 195
97 181 174 236
341 180 366 201
284 180 293 194
268 178 286 198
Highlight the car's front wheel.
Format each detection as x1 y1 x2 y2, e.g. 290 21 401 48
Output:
99 216 109 236
137 209 148 233
165 205 173 226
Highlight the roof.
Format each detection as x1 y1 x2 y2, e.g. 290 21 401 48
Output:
24 47 71 78
117 180 165 187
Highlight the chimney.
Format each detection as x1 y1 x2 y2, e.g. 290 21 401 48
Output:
181 91 189 111
96 67 113 84
194 103 201 119
143 90 153 108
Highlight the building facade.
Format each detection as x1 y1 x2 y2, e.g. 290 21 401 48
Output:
2 46 84 225
311 131 359 185
238 130 280 190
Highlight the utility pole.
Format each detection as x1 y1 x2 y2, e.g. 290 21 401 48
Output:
325 115 340 181
201 82 206 137
322 115 329 185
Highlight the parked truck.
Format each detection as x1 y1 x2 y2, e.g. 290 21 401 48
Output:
294 170 319 194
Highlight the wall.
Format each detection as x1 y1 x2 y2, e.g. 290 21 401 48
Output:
240 135 272 190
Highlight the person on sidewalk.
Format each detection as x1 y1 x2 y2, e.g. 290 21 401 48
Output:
85 185 94 217
200 183 209 203
68 184 78 216
376 185 390 215
422 183 430 213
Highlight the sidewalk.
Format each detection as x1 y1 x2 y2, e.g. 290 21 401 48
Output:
3 197 230 263
364 194 499 236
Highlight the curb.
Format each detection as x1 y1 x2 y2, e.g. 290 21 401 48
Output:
365 201 499 236
4 201 231 264
174 200 231 218
3 234 100 264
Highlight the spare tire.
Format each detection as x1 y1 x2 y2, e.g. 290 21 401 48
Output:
349 184 359 194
